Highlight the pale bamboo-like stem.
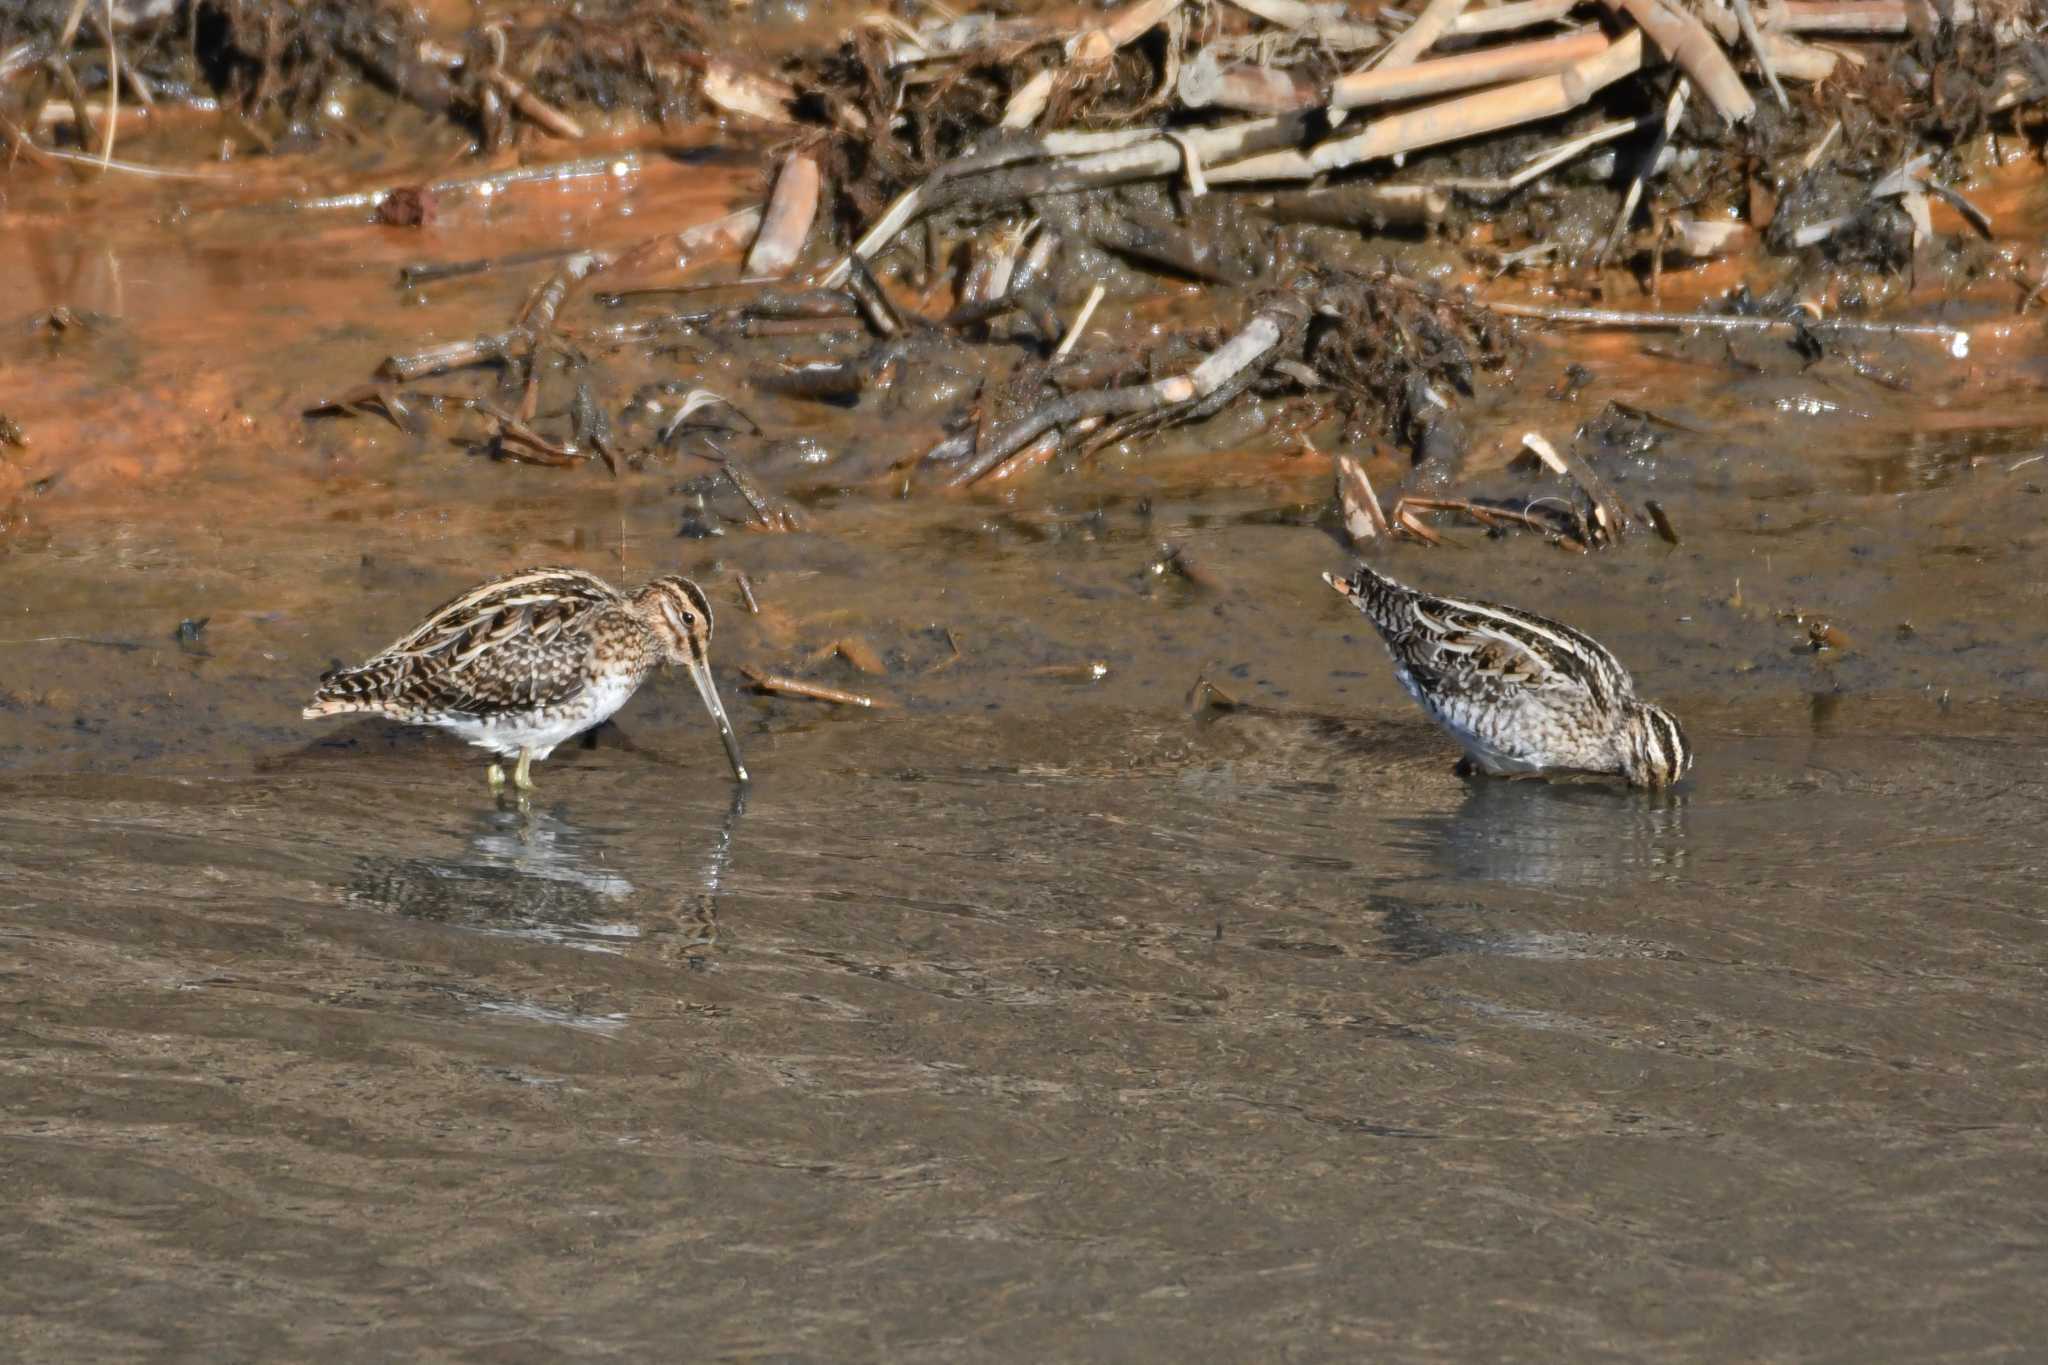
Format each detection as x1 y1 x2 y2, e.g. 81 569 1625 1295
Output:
1208 28 1645 183
1761 32 1837 81
1336 454 1392 542
1178 51 1320 113
1604 0 1753 123
1449 0 1580 36
1769 0 1974 34
1329 29 1607 109
745 153 821 278
936 298 1307 482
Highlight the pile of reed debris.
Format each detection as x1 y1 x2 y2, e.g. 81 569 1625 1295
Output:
9 0 2047 529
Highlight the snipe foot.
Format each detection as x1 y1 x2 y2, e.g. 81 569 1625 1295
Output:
513 748 535 792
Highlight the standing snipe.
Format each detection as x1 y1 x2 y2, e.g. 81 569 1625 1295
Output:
1324 563 1690 788
304 567 749 792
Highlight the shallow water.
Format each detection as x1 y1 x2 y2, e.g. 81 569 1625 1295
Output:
6 139 2048 1359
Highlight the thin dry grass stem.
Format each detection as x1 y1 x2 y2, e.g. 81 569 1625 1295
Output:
1732 0 1789 111
1370 0 1469 71
96 0 116 169
1393 503 1446 545
1432 115 1649 196
1449 0 1579 36
475 401 585 466
1597 76 1688 266
1054 285 1108 361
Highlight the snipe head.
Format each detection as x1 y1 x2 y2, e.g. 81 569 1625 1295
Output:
631 576 749 783
1619 700 1690 789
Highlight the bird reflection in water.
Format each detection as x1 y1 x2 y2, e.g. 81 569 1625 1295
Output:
1414 776 1693 892
343 786 747 959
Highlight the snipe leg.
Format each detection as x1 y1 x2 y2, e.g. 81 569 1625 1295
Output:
488 762 508 793
513 748 536 792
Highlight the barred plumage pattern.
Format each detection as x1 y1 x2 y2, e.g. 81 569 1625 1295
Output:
1325 563 1691 788
304 566 746 790
307 569 656 721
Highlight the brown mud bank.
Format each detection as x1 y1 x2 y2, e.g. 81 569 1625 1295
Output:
6 1 2048 1360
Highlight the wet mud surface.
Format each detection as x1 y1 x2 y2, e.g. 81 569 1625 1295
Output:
7 117 2048 1363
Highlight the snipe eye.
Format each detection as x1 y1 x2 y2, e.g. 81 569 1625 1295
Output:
680 612 696 627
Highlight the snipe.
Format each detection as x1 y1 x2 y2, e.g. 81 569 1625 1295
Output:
1325 563 1690 788
304 567 749 792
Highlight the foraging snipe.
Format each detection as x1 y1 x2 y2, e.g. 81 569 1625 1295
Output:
1324 563 1690 788
304 567 748 792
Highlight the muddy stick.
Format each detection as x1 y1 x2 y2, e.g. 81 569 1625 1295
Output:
740 668 886 707
281 154 639 213
1256 183 1449 228
515 251 610 332
823 116 1310 287
938 296 1310 484
1484 300 1972 357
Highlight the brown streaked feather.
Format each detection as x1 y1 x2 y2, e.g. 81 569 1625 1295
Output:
1330 565 1628 710
307 567 642 719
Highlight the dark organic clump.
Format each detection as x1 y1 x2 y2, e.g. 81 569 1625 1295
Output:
1303 270 1519 451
